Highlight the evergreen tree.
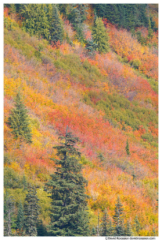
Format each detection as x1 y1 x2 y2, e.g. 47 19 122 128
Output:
126 139 130 156
98 153 105 163
4 192 15 236
125 221 132 236
152 227 156 236
16 201 24 234
68 4 88 27
113 196 125 236
92 17 109 54
93 4 149 30
132 170 136 181
101 208 113 236
108 219 114 236
7 92 32 144
134 215 141 234
46 129 89 236
49 5 64 44
37 219 48 236
24 185 39 236
91 226 96 236
22 175 27 190
20 4 49 39
96 210 100 236
148 17 153 39
9 4 16 14
85 39 97 55
36 4 50 39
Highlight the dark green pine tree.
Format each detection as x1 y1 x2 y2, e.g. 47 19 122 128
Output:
37 219 48 236
46 129 89 236
93 4 149 30
24 185 39 236
126 139 130 156
85 39 97 55
16 201 24 235
92 17 109 54
4 192 15 236
101 208 113 236
49 5 64 44
7 92 32 144
113 196 125 236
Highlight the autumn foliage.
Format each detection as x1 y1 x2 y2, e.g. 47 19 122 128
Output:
4 5 158 236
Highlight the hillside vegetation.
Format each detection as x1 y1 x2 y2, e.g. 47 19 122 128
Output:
4 4 158 236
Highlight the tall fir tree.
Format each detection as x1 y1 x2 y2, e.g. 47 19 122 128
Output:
101 208 113 236
37 219 48 236
4 192 15 236
36 4 50 39
7 92 32 144
24 185 39 236
46 129 89 236
16 201 24 234
134 215 141 235
113 196 125 236
93 4 150 30
49 5 64 44
20 4 49 39
125 221 133 236
91 226 96 236
92 17 109 54
68 4 88 27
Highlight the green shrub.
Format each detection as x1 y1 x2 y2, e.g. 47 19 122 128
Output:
41 54 53 65
130 59 141 69
4 167 20 189
141 133 153 142
4 154 12 165
54 59 68 70
80 156 94 167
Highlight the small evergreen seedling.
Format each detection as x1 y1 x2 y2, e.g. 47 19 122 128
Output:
126 139 130 156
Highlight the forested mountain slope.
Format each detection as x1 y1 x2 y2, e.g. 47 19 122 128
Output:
4 4 158 236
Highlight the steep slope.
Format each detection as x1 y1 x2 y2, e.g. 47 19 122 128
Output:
4 5 158 236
